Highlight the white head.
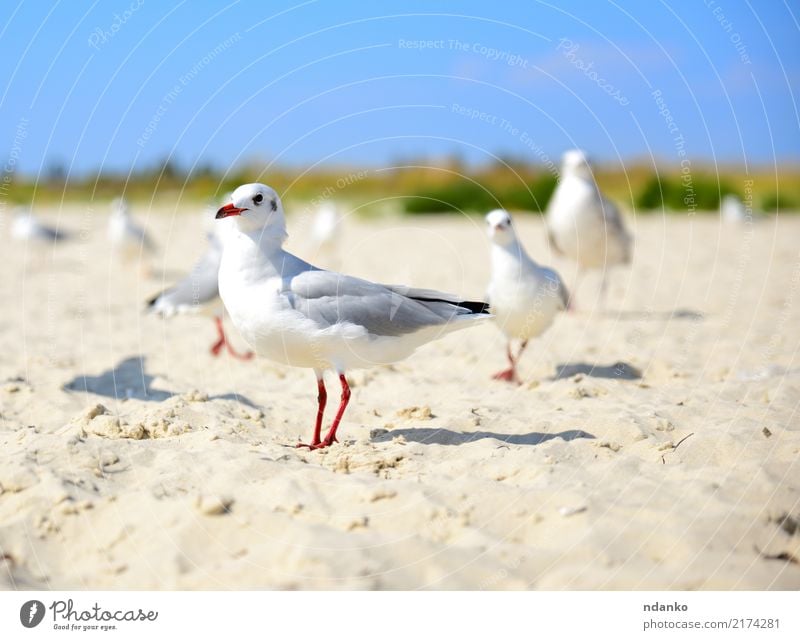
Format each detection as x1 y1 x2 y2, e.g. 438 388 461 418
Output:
216 183 286 240
311 201 340 241
485 209 517 246
10 207 39 239
111 197 129 217
560 149 593 180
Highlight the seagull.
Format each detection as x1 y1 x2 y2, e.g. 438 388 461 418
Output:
216 183 491 449
546 150 632 307
721 194 750 223
486 209 569 383
107 197 156 260
310 201 342 255
146 202 252 360
10 207 68 243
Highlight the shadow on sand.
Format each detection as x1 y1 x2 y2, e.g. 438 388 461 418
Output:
63 355 260 407
63 356 172 401
552 361 642 381
371 427 594 446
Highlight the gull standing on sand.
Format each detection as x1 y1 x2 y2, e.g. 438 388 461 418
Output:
216 183 491 449
546 150 632 307
10 207 68 243
486 209 570 383
146 201 252 360
720 194 750 223
107 197 156 260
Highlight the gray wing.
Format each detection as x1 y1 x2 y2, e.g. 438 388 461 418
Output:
287 270 489 337
547 227 564 255
126 218 157 253
541 267 571 311
600 195 632 259
148 234 221 314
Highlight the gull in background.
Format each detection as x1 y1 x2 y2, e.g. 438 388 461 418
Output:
546 150 632 308
146 199 252 360
216 183 491 449
721 194 751 223
10 207 68 243
309 200 342 259
107 197 157 261
486 209 570 383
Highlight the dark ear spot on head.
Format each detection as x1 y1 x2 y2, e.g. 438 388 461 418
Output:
270 199 277 212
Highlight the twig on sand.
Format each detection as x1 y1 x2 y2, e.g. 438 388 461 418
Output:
661 432 695 464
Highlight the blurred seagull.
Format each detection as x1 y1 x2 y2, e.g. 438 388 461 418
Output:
721 194 750 223
216 183 491 449
546 150 632 308
10 207 68 243
107 197 156 260
146 202 252 360
310 201 342 255
486 209 570 383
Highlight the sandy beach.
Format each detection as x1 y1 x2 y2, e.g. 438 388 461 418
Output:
1 206 798 590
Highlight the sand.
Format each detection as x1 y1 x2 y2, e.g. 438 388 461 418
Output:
1 205 798 589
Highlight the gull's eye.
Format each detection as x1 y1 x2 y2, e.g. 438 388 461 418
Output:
253 193 263 205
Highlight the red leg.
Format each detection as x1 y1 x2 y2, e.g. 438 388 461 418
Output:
297 375 327 449
319 374 351 447
225 339 254 361
209 317 226 356
210 316 254 360
492 342 519 383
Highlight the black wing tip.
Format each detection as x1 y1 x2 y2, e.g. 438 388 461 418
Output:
457 300 491 315
145 291 163 308
408 294 491 315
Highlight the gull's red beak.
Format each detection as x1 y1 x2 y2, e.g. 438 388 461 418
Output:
216 203 246 219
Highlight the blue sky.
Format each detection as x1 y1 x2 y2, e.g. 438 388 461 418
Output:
1 0 798 178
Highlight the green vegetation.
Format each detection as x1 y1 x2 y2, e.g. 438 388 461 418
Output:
761 192 799 212
4 157 799 216
634 174 739 211
401 175 557 214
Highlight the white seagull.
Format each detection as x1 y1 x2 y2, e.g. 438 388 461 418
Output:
720 194 749 223
107 197 156 259
546 150 632 307
10 207 68 243
146 202 252 360
216 183 491 449
486 209 570 383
